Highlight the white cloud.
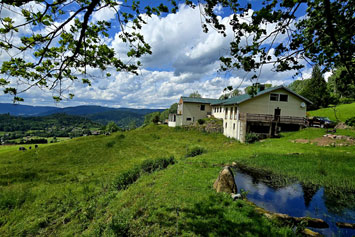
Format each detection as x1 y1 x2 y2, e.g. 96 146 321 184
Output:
0 3 310 109
92 4 119 22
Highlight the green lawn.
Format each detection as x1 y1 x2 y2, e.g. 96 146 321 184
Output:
0 125 354 236
308 102 355 122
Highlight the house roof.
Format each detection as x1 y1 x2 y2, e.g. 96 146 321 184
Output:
212 85 312 105
181 97 221 104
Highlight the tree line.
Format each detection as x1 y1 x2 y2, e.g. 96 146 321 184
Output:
288 65 355 110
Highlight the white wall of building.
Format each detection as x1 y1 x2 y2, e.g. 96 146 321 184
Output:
211 105 225 119
179 102 213 126
239 89 306 117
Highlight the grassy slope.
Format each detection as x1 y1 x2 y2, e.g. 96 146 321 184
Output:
1 125 354 236
308 102 355 122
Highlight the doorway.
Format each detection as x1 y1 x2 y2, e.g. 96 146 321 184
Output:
274 107 281 121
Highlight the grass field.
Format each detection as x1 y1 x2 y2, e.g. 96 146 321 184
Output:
308 102 355 122
0 125 354 236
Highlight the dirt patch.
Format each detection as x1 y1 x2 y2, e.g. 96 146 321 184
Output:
292 139 309 144
335 122 352 129
292 134 355 147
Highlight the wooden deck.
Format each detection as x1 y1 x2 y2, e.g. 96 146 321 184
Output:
239 113 306 125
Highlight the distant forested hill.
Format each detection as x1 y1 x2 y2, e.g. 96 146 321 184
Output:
0 103 58 116
0 113 101 132
0 103 165 128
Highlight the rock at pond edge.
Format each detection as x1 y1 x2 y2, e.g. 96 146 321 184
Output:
213 166 238 194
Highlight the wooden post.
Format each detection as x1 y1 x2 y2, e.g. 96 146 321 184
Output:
268 122 273 137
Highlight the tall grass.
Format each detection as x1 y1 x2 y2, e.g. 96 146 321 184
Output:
0 125 354 236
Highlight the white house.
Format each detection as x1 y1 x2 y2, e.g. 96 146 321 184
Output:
168 85 312 142
168 97 220 127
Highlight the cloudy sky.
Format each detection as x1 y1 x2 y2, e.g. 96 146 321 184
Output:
0 2 328 109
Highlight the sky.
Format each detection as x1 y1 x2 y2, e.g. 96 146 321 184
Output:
0 1 331 109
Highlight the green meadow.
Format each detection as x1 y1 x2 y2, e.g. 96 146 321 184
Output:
0 125 354 236
308 102 355 122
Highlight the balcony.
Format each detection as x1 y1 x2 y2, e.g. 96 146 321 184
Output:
239 113 306 125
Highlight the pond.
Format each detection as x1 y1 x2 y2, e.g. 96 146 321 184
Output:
233 168 355 236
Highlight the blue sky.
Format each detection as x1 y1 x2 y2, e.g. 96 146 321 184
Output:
0 1 328 109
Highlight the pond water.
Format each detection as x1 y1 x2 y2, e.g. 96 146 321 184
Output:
234 168 355 236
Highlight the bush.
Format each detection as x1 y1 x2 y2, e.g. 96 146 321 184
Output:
345 117 355 127
106 141 116 148
197 119 205 125
140 156 175 173
108 213 130 236
112 156 176 190
339 97 355 104
185 146 206 158
151 134 160 140
245 133 261 144
116 134 125 139
112 168 141 190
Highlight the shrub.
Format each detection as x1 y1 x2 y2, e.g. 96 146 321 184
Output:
140 156 175 173
108 213 130 236
151 134 160 140
197 119 205 125
106 141 116 148
112 168 141 190
185 146 206 158
112 156 176 190
339 97 355 104
345 117 355 127
116 134 125 140
245 133 261 144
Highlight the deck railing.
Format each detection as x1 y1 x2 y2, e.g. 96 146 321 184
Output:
239 113 305 125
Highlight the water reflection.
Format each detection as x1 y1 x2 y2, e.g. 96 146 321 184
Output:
234 169 355 236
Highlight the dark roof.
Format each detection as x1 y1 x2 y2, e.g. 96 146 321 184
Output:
212 85 312 105
181 97 221 104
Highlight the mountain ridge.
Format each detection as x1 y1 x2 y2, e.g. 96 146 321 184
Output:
0 103 165 128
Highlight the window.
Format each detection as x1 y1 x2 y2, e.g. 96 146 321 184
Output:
225 122 227 128
225 108 228 119
233 123 235 130
186 118 192 121
270 93 279 101
219 107 222 112
230 107 233 119
200 104 205 111
280 94 288 102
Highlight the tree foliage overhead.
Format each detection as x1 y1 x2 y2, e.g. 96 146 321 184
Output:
328 67 355 100
0 0 176 101
219 86 241 99
213 0 355 82
1 0 354 102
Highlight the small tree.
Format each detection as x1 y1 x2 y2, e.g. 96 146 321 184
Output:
144 112 161 125
168 103 178 114
106 121 120 133
189 91 202 98
328 67 355 100
220 86 242 99
128 120 137 130
300 65 330 110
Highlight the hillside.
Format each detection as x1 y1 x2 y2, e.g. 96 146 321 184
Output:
0 125 354 235
0 113 101 132
0 103 164 128
308 102 355 122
